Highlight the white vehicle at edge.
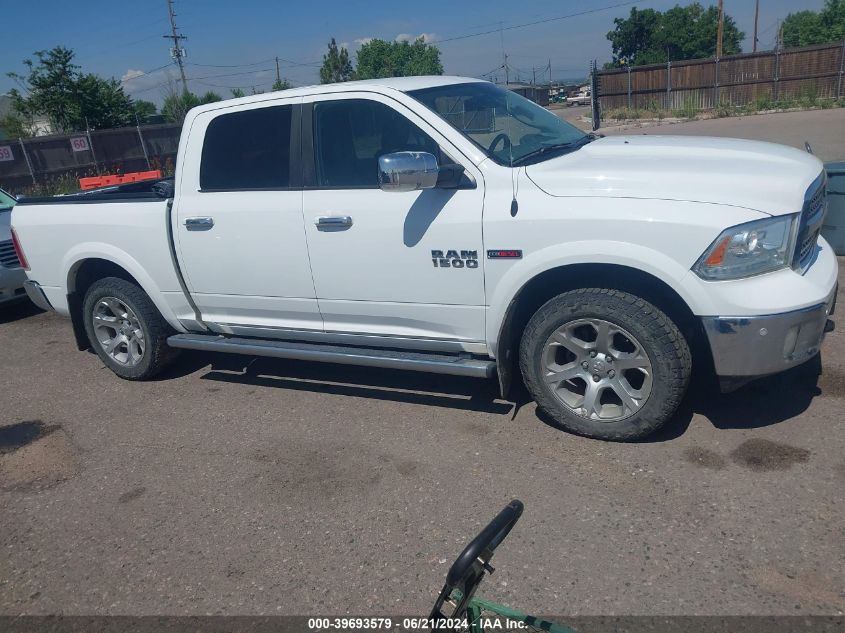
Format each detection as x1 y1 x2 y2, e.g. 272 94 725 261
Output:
0 188 27 305
11 76 837 441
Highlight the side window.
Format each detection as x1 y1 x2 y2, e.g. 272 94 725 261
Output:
200 105 293 190
313 99 452 188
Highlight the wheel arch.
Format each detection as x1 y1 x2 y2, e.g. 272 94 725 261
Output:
493 262 710 398
65 250 183 350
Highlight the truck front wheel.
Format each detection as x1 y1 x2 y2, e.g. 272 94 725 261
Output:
82 277 179 380
519 288 691 441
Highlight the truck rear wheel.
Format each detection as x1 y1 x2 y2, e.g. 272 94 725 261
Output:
519 288 691 441
82 277 179 380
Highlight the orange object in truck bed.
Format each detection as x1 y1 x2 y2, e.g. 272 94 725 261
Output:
79 170 162 190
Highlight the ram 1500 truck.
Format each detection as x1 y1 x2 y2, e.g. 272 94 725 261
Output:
11 76 837 441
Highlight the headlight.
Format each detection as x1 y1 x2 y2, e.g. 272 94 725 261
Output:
693 214 798 280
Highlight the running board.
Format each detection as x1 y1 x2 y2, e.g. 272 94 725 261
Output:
167 333 496 378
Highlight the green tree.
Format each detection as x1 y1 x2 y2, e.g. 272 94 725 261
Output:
199 90 222 103
230 87 246 98
161 90 221 123
7 46 135 132
272 78 292 91
0 112 32 139
319 38 354 84
783 0 845 47
355 38 444 79
132 99 157 120
607 3 744 66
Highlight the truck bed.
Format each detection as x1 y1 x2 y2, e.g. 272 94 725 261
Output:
10 179 188 325
15 178 175 206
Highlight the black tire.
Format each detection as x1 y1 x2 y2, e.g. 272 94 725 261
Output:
519 288 691 441
82 276 179 380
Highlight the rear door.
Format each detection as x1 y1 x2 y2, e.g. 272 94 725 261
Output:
173 97 322 334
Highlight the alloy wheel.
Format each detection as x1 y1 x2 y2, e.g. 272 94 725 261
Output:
540 318 652 421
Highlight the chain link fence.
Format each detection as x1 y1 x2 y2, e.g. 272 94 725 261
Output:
0 122 182 196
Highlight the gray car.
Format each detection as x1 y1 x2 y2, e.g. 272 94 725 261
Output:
0 188 27 305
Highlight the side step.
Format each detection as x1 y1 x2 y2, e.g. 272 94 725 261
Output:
167 333 496 378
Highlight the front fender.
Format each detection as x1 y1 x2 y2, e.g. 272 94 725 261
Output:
485 240 706 357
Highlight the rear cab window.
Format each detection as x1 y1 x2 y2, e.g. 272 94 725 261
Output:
200 105 294 190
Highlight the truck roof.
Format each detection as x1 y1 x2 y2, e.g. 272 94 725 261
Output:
188 75 486 116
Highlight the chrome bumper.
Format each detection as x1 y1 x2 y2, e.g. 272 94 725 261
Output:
701 286 836 378
23 280 53 312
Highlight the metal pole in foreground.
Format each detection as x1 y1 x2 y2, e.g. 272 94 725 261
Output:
18 138 36 185
716 0 724 59
85 118 98 175
136 116 151 170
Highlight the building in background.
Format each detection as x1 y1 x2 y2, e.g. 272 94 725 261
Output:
503 82 550 106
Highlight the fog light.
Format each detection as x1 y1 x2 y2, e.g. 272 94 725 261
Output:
783 325 799 358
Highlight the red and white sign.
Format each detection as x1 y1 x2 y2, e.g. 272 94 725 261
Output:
0 145 13 162
70 136 90 152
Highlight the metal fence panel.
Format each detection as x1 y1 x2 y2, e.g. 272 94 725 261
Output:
597 42 845 115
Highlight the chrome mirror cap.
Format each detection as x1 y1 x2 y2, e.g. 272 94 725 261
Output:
378 151 439 192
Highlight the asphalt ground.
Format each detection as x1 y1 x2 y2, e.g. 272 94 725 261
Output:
1 110 844 618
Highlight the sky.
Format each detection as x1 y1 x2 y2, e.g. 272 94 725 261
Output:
0 0 829 105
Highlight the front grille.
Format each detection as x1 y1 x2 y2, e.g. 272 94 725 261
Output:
0 239 21 269
793 175 827 272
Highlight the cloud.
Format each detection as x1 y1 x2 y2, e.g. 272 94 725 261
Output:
395 32 438 44
121 67 179 102
121 69 145 82
338 37 373 51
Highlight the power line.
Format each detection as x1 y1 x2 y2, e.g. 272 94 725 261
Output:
432 1 640 45
189 68 275 81
186 59 276 69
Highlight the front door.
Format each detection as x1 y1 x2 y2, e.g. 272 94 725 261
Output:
174 98 322 333
302 93 485 344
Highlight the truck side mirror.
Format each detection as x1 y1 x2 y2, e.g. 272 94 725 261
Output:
378 152 439 193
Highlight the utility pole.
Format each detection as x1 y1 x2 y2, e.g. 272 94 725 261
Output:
275 56 281 84
716 0 724 59
499 22 509 85
163 0 188 94
752 0 760 53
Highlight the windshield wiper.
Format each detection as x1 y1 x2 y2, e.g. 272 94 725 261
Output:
511 134 596 167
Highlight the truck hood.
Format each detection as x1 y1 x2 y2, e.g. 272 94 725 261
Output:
526 135 824 216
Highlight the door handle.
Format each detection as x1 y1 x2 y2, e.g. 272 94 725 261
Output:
315 215 353 230
185 217 214 230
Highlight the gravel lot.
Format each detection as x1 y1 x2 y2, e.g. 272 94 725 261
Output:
1 111 844 618
558 104 845 162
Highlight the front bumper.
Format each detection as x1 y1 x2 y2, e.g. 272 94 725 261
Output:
701 284 837 378
0 265 27 305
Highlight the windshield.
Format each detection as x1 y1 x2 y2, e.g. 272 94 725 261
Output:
0 189 14 212
408 82 588 166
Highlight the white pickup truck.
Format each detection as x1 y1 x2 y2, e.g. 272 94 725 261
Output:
11 76 837 441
